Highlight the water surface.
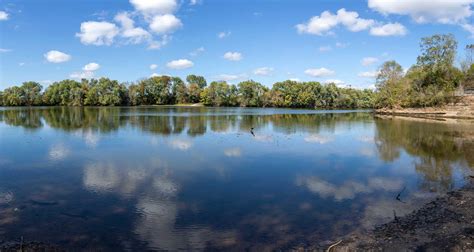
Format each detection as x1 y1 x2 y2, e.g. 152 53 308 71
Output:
0 106 473 250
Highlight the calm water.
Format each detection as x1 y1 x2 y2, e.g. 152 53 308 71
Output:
0 106 473 250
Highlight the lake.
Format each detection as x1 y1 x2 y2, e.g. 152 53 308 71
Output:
0 106 473 251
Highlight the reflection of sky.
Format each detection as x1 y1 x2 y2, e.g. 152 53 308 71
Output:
0 107 472 250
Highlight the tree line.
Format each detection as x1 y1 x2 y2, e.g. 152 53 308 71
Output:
375 34 474 108
0 75 374 109
2 34 472 109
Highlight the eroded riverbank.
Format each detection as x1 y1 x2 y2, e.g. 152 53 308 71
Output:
375 95 474 120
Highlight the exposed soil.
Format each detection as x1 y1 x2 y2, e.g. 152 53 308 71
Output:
323 179 474 251
375 95 474 120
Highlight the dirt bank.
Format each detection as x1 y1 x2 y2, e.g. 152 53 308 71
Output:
326 179 474 251
375 95 474 120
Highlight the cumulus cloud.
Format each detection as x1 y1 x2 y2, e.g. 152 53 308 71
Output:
115 12 151 44
70 62 101 79
335 42 349 48
149 14 182 34
253 67 273 76
361 57 379 66
214 74 246 82
218 31 231 39
166 59 193 69
323 79 345 85
189 46 205 56
296 8 407 37
223 51 243 61
44 50 71 63
130 0 178 15
304 67 335 77
370 23 407 36
368 0 474 24
83 62 100 71
296 8 374 35
358 71 379 78
76 21 119 46
0 48 12 53
150 64 158 70
0 11 8 20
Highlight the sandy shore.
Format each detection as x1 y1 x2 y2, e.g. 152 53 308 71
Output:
375 96 474 120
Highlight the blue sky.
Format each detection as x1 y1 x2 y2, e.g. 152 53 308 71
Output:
1 0 474 89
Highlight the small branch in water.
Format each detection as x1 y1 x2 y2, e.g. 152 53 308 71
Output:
396 186 406 203
326 240 342 252
250 127 255 137
393 210 399 222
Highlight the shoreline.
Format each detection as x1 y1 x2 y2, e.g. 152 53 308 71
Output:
375 95 474 120
326 179 474 251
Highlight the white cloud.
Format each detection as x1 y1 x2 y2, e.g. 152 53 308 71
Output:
361 57 379 66
190 0 199 5
296 8 374 35
83 62 100 71
76 21 119 46
130 0 178 15
335 42 349 48
290 78 301 82
368 0 474 24
149 14 182 34
44 50 71 63
19 62 25 66
70 71 95 79
189 46 205 56
319 45 332 52
462 23 474 37
150 64 158 70
166 59 193 69
370 23 407 36
215 74 245 82
304 67 335 77
358 71 379 78
218 31 231 39
296 8 407 37
115 12 151 44
323 79 345 85
337 8 375 32
0 11 8 21
148 35 171 50
223 51 242 61
0 48 11 53
70 63 101 79
253 67 273 76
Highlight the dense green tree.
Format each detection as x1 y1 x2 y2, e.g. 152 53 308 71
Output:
171 77 188 104
237 80 268 107
200 81 238 106
85 78 128 106
375 60 408 108
21 81 43 106
186 75 207 88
